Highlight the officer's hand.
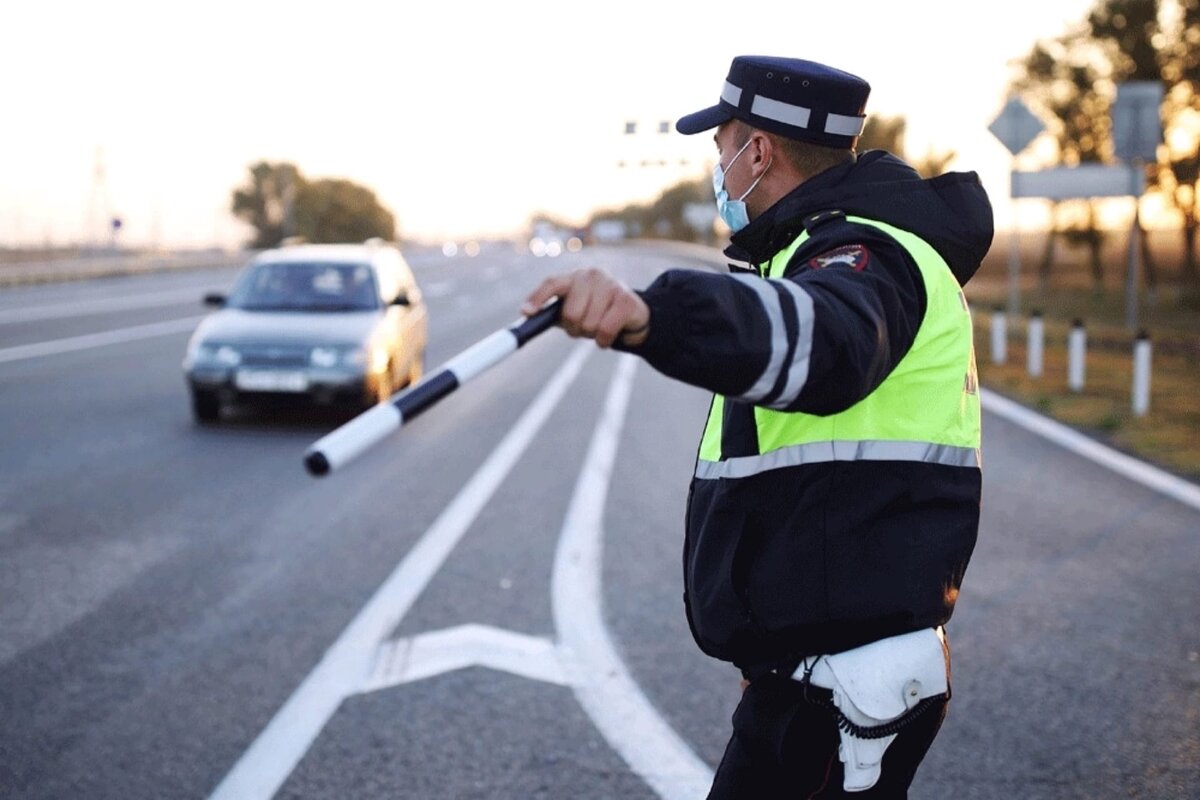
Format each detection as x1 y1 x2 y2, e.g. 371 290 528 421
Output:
521 268 650 349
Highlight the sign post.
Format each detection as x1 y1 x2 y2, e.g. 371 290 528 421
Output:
1111 82 1164 331
990 84 1162 332
988 97 1046 315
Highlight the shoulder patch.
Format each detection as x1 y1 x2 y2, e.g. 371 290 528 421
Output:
808 244 870 272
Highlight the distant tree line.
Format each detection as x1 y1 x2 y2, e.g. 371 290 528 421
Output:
231 162 396 248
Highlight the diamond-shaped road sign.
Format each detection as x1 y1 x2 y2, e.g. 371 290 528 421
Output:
988 97 1046 156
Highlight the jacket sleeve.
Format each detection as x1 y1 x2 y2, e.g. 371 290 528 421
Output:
618 222 927 415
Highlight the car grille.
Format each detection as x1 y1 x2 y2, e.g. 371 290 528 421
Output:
239 345 310 368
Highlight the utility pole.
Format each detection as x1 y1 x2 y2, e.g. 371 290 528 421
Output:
85 146 112 251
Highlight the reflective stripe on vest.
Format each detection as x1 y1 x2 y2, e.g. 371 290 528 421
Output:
696 215 981 479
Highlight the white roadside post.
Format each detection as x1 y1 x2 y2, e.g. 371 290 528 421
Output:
1027 311 1044 378
991 308 1007 365
1067 319 1087 392
1132 331 1152 417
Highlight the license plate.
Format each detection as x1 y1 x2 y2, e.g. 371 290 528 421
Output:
235 369 309 392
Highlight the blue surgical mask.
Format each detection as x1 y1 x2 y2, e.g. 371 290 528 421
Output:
712 137 770 232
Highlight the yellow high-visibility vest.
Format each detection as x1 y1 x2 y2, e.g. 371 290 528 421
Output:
697 216 981 480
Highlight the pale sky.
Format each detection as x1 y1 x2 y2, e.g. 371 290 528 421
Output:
1 0 1099 249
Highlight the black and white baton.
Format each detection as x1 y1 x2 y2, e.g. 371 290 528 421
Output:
304 300 562 476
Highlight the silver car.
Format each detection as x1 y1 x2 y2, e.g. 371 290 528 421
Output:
183 242 427 423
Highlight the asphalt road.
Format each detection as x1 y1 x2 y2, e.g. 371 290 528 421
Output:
1 242 1197 799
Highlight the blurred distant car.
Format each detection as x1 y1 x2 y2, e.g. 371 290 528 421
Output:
182 242 427 423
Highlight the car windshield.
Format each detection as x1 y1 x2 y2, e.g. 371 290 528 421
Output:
227 262 380 312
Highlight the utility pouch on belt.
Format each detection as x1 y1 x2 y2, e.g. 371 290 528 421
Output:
794 627 949 792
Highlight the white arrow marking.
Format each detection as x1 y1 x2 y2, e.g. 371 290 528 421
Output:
361 624 569 692
209 347 714 800
207 342 592 800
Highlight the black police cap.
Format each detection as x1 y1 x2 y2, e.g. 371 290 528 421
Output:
676 55 870 149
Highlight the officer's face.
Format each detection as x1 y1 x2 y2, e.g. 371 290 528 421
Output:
714 122 755 198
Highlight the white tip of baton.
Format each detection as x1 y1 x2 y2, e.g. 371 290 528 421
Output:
304 402 402 476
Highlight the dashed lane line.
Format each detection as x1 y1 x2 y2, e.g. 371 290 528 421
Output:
0 287 208 324
0 317 206 364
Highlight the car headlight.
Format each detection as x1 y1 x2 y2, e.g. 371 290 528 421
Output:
342 346 389 371
310 347 339 368
190 343 241 366
214 345 242 366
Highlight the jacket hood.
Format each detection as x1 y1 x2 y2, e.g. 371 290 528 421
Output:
727 150 995 286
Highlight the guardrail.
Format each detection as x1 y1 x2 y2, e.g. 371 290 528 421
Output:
0 250 254 287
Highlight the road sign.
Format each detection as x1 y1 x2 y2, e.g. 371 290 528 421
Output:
988 97 1046 156
683 202 716 234
1112 81 1163 162
1011 164 1145 199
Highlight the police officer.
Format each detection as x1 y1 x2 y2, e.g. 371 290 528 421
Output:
523 55 993 798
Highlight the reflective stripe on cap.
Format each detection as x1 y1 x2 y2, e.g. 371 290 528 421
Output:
751 95 811 128
722 79 866 137
721 81 742 107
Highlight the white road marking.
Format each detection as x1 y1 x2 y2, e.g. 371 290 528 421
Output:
551 354 715 800
362 624 569 692
982 388 1200 512
207 341 593 800
0 287 207 324
0 317 206 365
213 346 714 799
423 281 455 298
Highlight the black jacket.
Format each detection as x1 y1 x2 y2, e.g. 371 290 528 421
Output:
623 151 995 671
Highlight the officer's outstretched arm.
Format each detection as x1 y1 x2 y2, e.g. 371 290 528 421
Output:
618 234 924 413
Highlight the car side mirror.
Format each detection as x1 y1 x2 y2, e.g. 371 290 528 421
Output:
391 290 411 307
203 293 226 307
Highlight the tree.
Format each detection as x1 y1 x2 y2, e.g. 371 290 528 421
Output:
1013 0 1200 302
1085 0 1164 294
859 114 957 178
295 179 395 244
1012 32 1113 293
231 162 395 247
1158 0 1200 304
859 114 907 156
231 161 301 249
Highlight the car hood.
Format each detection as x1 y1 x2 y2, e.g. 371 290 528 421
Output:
191 309 382 346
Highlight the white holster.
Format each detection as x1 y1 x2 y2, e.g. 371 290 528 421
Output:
794 627 949 792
